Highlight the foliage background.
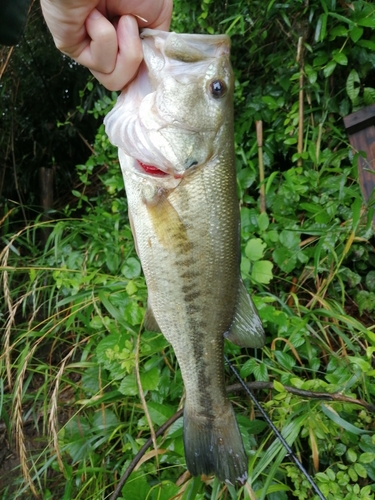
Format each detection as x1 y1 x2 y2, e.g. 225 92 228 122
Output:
1 0 375 499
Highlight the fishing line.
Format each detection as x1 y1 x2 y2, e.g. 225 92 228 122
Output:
224 355 327 500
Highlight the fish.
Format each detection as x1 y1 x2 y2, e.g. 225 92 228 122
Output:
104 29 265 486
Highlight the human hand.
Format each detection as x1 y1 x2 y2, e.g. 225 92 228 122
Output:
40 0 173 90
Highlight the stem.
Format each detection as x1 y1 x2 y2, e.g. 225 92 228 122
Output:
297 36 304 167
256 120 266 213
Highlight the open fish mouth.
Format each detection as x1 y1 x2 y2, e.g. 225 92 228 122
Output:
136 159 199 179
137 161 168 176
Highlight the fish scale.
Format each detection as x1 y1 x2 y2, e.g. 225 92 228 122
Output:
105 29 266 485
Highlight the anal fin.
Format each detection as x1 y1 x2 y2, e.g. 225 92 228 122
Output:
225 278 265 348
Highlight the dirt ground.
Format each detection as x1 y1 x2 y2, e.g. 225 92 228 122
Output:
0 421 44 499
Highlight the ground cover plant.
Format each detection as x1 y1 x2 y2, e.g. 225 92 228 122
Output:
1 0 375 498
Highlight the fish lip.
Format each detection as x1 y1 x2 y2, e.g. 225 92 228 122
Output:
137 160 169 177
140 28 230 48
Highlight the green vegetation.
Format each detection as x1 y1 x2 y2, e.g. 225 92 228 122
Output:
1 1 375 499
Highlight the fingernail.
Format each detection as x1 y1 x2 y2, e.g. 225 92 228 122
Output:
88 9 102 20
123 15 140 39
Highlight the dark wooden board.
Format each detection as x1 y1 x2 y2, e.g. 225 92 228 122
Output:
344 105 375 221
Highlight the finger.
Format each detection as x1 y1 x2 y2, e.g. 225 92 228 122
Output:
148 0 173 30
107 0 173 31
90 15 143 91
76 9 118 73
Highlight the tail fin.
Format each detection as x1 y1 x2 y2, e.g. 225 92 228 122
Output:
183 404 248 485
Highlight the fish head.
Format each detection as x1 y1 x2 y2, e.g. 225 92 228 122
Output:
104 30 234 181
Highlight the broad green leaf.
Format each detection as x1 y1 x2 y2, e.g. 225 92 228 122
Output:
347 448 357 462
167 417 183 438
329 24 348 39
263 229 279 244
265 170 279 194
355 290 375 315
346 69 360 102
253 362 268 381
239 418 267 435
279 230 300 249
354 462 367 479
119 374 138 396
121 257 141 279
245 238 266 261
313 53 329 67
257 212 269 231
121 471 150 500
348 356 371 372
81 365 102 395
124 301 144 326
126 280 138 295
323 60 336 78
240 256 251 277
350 26 363 43
146 401 175 426
365 270 375 292
92 408 119 433
339 97 350 116
240 207 258 234
274 351 296 371
349 471 358 485
333 51 348 66
140 366 160 391
150 482 180 500
364 87 375 106
141 332 169 354
357 39 375 50
273 247 297 273
273 380 285 392
357 16 375 28
106 250 119 273
315 13 327 42
252 260 273 284
305 64 317 84
240 358 257 378
359 452 375 464
284 137 297 145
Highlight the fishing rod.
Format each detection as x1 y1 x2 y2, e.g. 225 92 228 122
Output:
224 355 327 500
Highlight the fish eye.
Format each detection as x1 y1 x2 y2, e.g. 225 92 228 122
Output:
209 79 227 98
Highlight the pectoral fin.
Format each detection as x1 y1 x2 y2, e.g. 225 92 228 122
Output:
225 279 265 348
144 301 162 332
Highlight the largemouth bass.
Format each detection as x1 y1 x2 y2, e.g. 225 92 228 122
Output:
104 29 265 485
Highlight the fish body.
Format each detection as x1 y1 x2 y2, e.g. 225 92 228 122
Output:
104 30 265 485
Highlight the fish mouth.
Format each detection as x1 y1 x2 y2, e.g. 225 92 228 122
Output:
137 159 200 179
137 161 169 177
